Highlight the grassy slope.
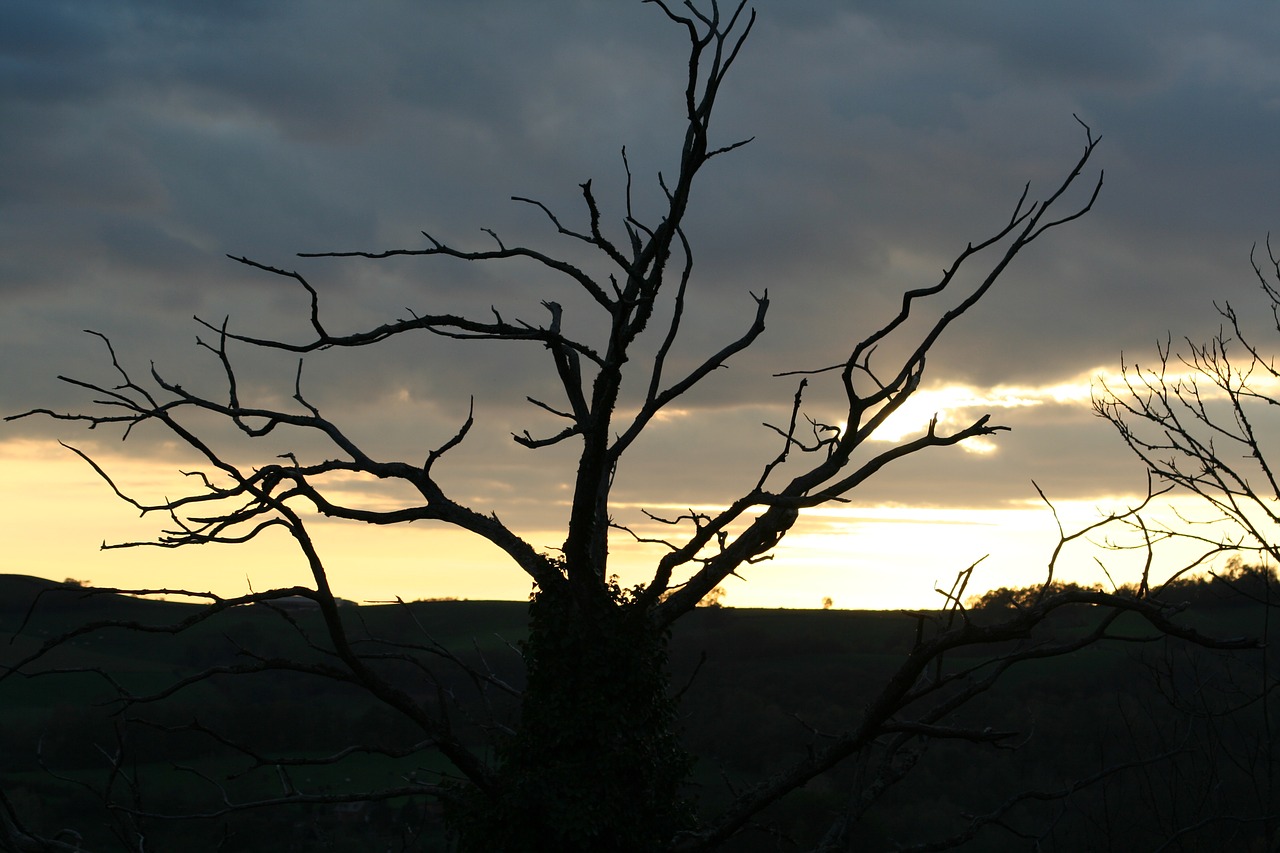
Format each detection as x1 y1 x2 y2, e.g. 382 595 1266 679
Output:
1 576 1273 851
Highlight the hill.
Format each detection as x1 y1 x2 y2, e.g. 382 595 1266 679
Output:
2 576 1275 852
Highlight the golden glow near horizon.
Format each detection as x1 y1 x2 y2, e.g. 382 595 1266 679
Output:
0 368 1250 609
862 372 1110 447
0 437 542 601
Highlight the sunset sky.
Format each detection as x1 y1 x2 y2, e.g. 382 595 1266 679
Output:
2 1 1278 608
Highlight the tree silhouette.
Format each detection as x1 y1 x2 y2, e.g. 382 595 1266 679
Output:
1095 238 1280 844
5 3 1261 851
1096 238 1280 577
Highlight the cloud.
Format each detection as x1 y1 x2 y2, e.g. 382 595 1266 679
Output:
2 1 1277 598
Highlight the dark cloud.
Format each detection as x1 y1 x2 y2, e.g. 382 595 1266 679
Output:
0 2 115 103
2 0 1276 563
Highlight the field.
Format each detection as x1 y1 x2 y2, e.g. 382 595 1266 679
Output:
2 574 1275 851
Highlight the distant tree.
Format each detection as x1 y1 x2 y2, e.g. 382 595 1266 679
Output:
969 580 1103 612
5 3 1260 851
699 586 728 609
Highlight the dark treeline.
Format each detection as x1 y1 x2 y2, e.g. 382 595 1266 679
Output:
971 558 1279 611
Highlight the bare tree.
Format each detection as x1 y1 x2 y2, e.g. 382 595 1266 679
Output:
1095 237 1280 846
1095 238 1280 573
2 788 86 853
4 2 1261 851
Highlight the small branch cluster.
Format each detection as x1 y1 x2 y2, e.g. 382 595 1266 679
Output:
1094 236 1280 565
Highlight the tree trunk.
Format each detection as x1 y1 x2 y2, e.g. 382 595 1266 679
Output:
449 583 694 852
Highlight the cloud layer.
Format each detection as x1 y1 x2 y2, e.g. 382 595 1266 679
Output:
3 1 1278 600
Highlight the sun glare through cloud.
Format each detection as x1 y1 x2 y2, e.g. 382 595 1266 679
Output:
858 371 1114 451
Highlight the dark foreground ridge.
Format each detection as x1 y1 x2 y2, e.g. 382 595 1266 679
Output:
2 573 1274 852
